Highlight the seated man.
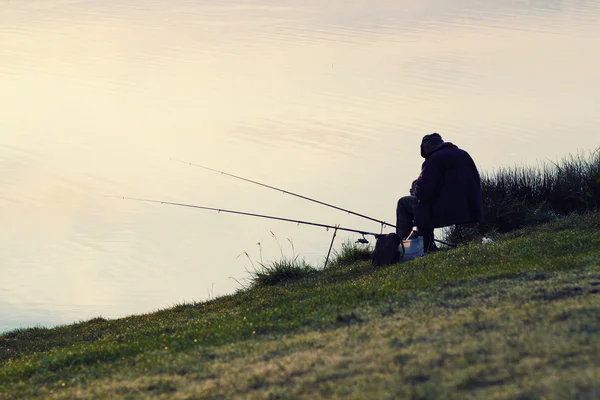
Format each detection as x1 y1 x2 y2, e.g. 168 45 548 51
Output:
396 133 483 251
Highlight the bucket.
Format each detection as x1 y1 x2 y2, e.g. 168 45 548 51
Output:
399 236 424 261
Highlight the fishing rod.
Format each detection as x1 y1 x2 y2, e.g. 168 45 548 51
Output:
107 196 380 238
170 158 396 229
168 159 456 247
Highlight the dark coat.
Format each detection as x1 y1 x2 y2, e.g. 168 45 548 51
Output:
414 142 483 229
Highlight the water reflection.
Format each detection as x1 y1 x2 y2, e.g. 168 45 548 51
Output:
1 0 599 333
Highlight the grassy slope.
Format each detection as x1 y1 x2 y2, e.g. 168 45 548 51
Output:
1 213 600 399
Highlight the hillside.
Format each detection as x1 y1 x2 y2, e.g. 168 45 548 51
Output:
1 212 599 399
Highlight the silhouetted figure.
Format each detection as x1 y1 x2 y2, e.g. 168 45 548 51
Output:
396 133 483 251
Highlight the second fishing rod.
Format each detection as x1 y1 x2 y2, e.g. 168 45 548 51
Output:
171 158 396 230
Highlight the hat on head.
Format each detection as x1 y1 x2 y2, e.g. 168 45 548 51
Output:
420 133 444 158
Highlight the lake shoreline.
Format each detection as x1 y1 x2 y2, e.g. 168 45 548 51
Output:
2 211 599 398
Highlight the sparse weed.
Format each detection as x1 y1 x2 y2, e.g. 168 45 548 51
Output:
329 239 373 267
241 233 316 287
249 256 316 286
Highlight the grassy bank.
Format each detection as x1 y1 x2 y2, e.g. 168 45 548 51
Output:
445 148 600 243
2 212 600 399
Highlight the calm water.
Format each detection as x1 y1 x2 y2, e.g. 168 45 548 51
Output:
2 0 599 333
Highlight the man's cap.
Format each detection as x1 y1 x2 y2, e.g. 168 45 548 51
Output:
420 133 444 158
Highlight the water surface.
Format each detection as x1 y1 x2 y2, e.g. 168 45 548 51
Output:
2 0 600 332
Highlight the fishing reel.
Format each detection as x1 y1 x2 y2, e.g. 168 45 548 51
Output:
355 235 369 245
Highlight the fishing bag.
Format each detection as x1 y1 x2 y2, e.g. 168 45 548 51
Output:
372 233 401 267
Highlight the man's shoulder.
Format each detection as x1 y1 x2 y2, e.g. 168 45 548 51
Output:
430 143 461 158
439 143 473 156
430 143 476 166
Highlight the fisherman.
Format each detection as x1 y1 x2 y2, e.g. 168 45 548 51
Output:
396 133 483 251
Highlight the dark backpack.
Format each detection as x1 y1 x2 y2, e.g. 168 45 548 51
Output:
372 233 402 267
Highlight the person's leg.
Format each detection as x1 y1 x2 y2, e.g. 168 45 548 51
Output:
414 202 437 252
396 196 418 238
420 228 436 252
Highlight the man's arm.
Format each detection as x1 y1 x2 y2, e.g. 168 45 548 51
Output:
415 159 441 203
409 179 418 196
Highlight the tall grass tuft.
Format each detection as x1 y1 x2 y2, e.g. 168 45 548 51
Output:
249 256 315 286
445 148 600 242
243 233 316 287
329 240 373 267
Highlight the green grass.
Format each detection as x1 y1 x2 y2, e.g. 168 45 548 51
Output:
2 212 600 399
